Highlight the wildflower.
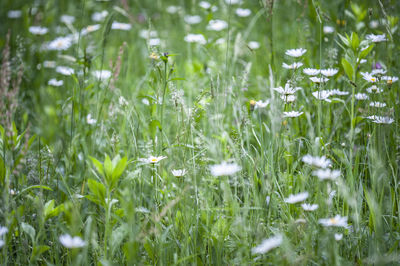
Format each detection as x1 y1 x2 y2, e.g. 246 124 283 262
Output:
166 6 180 14
61 15 75 24
207 20 228 31
119 96 128 106
93 70 112 80
43 61 56 68
381 76 398 85
59 234 86 248
111 22 132 31
149 52 159 60
248 41 260 50
321 68 338 77
209 162 241 176
29 26 48 35
86 114 96 125
285 48 307 57
199 1 211 9
225 0 242 4
284 192 309 204
303 68 320 76
282 62 303 69
319 215 348 228
273 83 302 95
302 155 331 168
310 76 329 83
184 15 202 24
8 10 22 18
367 116 394 124
329 89 349 96
236 8 251 17
56 66 74 76
312 169 341 181
81 24 101 35
283 111 303 118
366 34 386 42
47 36 73 51
0 227 8 237
139 30 158 39
172 169 187 177
355 93 369 100
48 79 64 87
369 101 386 108
359 59 367 64
301 203 319 211
280 94 296 103
361 72 377 82
92 10 108 21
371 69 386 75
323 26 335 34
254 100 269 109
184 34 207 45
312 90 332 102
139 156 167 164
252 234 283 254
335 233 343 241
366 85 383 94
149 38 161 46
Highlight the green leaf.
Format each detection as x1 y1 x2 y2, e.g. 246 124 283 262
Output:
111 156 128 187
359 44 374 60
31 245 50 261
351 32 359 51
338 33 350 47
21 222 36 242
44 200 55 218
149 119 162 139
341 58 354 80
87 179 106 205
89 156 104 177
104 155 113 181
17 185 53 198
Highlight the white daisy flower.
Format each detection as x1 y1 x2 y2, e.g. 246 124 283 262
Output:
199 1 211 9
319 215 348 228
312 169 341 181
252 234 283 254
209 162 241 176
323 26 335 34
366 85 383 94
359 59 367 64
284 192 309 204
139 30 158 39
29 26 48 35
334 233 343 241
285 48 307 57
166 6 180 14
361 72 377 82
273 83 302 95
371 69 386 75
184 15 202 24
139 156 167 164
43 61 56 68
119 96 128 106
207 20 228 31
381 76 398 83
59 234 86 248
254 100 269 109
93 70 112 80
149 38 161 46
236 8 251 17
184 34 207 45
301 203 319 211
282 62 303 69
56 66 74 76
8 10 22 18
369 101 386 108
225 0 242 4
48 79 64 87
321 68 338 77
370 116 394 124
248 41 260 50
81 24 101 35
280 94 296 103
310 76 329 83
61 15 75 24
47 36 73 51
312 90 332 102
302 155 331 168
366 34 386 42
92 10 108 22
329 89 349 96
111 22 132 31
355 93 369 100
283 111 303 118
0 226 8 237
171 169 187 177
86 114 96 125
303 68 320 76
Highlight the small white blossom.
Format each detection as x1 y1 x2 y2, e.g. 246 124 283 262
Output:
210 162 241 176
312 90 332 102
323 26 335 34
319 215 348 228
303 68 320 76
302 155 331 168
184 15 202 24
166 6 180 14
321 68 338 77
369 101 386 108
119 96 128 106
29 26 48 35
139 156 167 164
59 234 86 248
92 10 108 22
47 36 73 51
371 69 386 75
236 8 251 17
61 15 75 24
312 169 341 181
301 203 319 211
252 234 283 255
139 30 158 39
361 72 377 83
280 94 296 103
81 24 101 35
8 10 22 18
111 22 132 31
367 116 394 124
355 93 369 100
48 79 64 87
199 1 211 9
284 192 309 204
93 70 112 80
381 76 398 83
366 85 383 94
310 76 329 83
254 100 269 109
285 48 307 57
56 66 74 76
184 34 207 45
329 89 349 96
207 20 228 31
0 226 8 237
282 62 303 69
248 41 260 50
149 38 161 46
283 111 303 118
273 83 302 95
171 169 187 177
366 34 386 42
225 0 242 4
86 114 96 125
335 233 343 241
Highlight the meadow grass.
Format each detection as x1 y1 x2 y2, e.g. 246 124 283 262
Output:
0 0 399 265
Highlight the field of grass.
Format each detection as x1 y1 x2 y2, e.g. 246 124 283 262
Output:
0 0 400 264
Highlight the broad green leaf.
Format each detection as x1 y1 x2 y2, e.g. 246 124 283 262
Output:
44 200 55 218
89 156 104 177
87 179 106 204
112 156 128 187
104 155 113 181
21 222 36 242
351 32 359 51
341 58 354 80
149 119 162 139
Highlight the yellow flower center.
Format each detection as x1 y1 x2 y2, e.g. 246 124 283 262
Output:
249 100 256 106
371 78 376 82
387 80 393 85
329 218 338 224
151 158 158 162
